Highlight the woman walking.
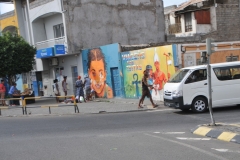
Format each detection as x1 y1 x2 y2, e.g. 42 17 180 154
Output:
138 70 157 109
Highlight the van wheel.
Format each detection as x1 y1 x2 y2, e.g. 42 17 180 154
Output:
191 97 208 113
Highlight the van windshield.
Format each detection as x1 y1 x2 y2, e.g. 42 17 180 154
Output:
168 69 190 83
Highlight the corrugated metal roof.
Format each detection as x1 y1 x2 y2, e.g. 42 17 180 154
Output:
172 0 206 12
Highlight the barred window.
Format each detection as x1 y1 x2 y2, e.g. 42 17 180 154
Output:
53 23 64 38
184 12 192 32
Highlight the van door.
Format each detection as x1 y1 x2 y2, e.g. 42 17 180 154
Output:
182 69 208 106
212 66 240 106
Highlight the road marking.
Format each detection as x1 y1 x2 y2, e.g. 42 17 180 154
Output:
153 132 185 134
177 137 211 141
212 148 240 153
145 133 228 160
147 109 174 112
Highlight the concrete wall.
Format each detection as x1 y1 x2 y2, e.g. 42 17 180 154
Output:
42 55 83 96
32 19 47 43
63 0 165 53
202 1 240 42
44 14 63 40
29 0 61 22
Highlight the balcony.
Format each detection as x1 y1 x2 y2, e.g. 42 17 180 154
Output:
35 37 65 50
168 23 182 34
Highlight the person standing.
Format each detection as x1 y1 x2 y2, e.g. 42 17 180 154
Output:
0 80 6 106
138 70 157 109
76 76 86 103
8 82 18 106
62 76 68 99
53 79 60 103
84 75 91 101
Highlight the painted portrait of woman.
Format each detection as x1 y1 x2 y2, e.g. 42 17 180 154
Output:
87 48 113 98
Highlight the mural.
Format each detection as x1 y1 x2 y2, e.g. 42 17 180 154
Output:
82 43 122 98
121 45 177 101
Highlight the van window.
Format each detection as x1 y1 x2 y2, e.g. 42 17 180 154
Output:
213 65 240 81
168 69 189 83
185 69 207 84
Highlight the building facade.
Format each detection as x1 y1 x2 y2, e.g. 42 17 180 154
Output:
165 0 240 43
63 0 165 53
13 0 166 98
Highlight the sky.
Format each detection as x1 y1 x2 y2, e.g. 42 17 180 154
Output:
163 0 187 7
0 0 187 14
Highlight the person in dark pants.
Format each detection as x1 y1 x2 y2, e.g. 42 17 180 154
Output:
138 70 157 109
8 82 18 106
76 76 86 103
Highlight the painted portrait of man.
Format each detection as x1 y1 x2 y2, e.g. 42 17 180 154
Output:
87 48 113 98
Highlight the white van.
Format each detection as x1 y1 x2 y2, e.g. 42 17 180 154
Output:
164 61 240 113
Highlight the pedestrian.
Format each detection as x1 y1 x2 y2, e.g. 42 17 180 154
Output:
8 82 18 106
53 79 60 103
76 76 86 103
84 74 91 101
0 79 6 106
62 75 68 99
138 70 157 109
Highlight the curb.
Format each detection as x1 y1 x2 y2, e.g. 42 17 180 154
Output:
191 125 240 144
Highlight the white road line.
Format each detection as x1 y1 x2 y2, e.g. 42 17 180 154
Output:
212 148 240 153
147 109 174 112
177 137 211 141
153 132 185 134
145 133 228 160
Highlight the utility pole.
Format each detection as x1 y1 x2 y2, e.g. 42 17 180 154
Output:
206 38 215 126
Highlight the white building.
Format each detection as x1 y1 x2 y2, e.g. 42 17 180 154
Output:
15 0 83 97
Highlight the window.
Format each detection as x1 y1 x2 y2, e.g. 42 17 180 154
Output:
185 69 207 84
53 23 64 38
213 65 240 81
184 12 192 32
168 69 189 83
194 10 211 24
226 55 239 62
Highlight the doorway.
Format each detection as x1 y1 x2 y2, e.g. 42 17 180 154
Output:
110 67 121 97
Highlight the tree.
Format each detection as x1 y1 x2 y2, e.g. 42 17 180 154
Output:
0 32 36 85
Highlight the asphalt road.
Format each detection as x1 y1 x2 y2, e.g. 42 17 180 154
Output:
1 106 240 160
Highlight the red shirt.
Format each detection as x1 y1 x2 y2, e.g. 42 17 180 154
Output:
0 83 6 93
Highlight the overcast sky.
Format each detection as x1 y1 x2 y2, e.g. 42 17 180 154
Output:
0 0 187 14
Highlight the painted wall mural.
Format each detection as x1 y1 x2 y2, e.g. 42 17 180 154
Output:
121 45 177 101
82 43 123 98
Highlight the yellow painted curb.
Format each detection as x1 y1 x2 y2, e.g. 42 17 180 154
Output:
218 132 237 142
0 107 9 109
193 126 212 136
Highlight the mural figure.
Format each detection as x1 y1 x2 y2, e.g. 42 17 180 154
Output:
152 51 167 101
132 73 141 98
87 48 113 98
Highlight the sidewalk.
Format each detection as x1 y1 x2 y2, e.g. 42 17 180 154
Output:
0 97 164 117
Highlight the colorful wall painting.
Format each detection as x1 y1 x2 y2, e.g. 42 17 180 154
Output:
82 43 123 98
121 45 177 101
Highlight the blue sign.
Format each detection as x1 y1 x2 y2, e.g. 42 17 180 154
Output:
54 45 65 55
36 47 54 58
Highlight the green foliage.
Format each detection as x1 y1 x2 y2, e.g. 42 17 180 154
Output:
0 32 36 85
